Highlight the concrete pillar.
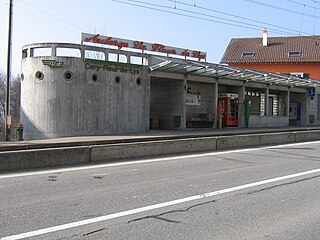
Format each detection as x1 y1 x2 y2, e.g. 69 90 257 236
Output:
29 48 34 57
80 46 85 59
51 44 57 57
286 89 290 117
238 84 246 128
213 81 218 128
305 92 310 125
265 87 270 116
181 76 187 130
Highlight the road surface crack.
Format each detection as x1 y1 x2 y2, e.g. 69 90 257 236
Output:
82 228 105 236
266 149 320 162
128 199 216 224
247 175 320 195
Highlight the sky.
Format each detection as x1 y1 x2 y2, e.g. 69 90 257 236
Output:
1 0 320 75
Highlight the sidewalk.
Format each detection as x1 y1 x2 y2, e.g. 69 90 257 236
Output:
1 126 320 152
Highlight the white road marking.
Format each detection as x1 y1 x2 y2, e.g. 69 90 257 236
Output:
91 173 110 176
2 167 320 240
91 168 139 177
208 179 217 182
0 140 319 180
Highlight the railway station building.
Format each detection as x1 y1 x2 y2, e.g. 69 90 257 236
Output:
20 33 320 139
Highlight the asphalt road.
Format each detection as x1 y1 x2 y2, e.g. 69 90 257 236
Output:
1 141 320 240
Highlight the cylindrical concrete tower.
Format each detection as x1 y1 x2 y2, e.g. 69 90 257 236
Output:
21 43 150 139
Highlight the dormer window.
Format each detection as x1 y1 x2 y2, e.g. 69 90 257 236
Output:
288 51 303 57
241 52 255 58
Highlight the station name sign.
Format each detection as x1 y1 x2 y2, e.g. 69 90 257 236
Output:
81 33 207 60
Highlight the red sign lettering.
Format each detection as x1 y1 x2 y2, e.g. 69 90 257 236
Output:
133 41 147 51
82 33 207 60
180 50 190 57
192 51 206 60
84 34 129 49
152 44 177 55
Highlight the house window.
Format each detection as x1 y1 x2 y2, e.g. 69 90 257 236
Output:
290 72 309 78
288 51 303 57
241 52 255 58
303 73 310 79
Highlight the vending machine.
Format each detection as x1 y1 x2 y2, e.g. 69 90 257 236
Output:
218 93 239 127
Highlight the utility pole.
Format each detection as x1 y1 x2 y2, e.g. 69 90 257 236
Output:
5 0 13 141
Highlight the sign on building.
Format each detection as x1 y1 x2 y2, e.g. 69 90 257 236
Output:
81 33 207 61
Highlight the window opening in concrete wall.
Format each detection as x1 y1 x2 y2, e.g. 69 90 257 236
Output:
119 54 127 63
35 71 44 80
143 57 148 65
108 53 118 62
260 93 265 116
33 47 51 57
92 74 98 82
85 50 105 60
57 48 80 58
22 49 28 58
136 77 142 86
130 56 143 65
269 94 279 116
115 76 121 84
246 90 262 115
64 71 73 81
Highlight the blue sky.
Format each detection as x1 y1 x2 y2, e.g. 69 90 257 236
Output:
1 0 320 74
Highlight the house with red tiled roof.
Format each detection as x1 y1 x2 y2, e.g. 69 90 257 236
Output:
220 29 320 80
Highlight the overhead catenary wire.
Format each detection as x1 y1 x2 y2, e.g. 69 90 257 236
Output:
15 0 88 33
245 0 320 20
28 0 91 30
113 0 305 36
299 4 306 35
112 0 267 32
165 1 296 35
169 0 312 36
13 2 79 34
287 0 320 11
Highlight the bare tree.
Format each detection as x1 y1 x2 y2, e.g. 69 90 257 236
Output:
0 71 21 141
0 72 6 134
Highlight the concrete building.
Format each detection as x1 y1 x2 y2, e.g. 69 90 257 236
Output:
21 36 320 140
21 43 150 139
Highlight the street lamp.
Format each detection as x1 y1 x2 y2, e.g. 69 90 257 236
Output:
5 0 13 141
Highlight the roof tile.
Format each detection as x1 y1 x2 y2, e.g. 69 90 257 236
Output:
220 35 320 63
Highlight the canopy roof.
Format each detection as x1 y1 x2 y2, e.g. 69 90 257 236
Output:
149 57 320 88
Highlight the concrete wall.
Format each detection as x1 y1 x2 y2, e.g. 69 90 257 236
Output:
249 116 288 128
21 43 150 139
186 81 215 114
0 147 89 171
2 130 320 172
150 78 185 129
278 91 288 117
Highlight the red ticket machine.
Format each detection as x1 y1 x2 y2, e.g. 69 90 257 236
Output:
218 93 238 127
